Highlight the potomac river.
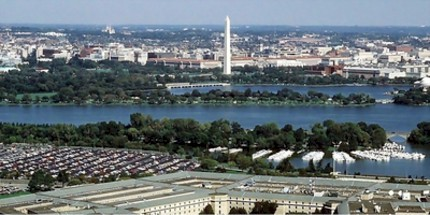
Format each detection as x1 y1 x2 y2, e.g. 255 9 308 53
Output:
0 85 429 177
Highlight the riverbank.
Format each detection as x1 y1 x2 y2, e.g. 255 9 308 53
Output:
233 83 413 87
0 100 377 107
8 87 377 106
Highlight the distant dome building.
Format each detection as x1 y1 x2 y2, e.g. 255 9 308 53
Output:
414 76 430 91
420 76 430 87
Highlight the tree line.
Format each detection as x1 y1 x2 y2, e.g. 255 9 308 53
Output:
172 88 375 106
408 122 430 144
0 57 417 104
0 114 386 155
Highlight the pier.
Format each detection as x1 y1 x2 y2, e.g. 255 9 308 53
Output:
165 82 230 89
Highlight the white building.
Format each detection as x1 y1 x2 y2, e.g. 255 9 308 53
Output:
378 53 407 64
398 65 430 78
102 26 116 34
378 68 406 79
266 59 304 67
354 51 377 65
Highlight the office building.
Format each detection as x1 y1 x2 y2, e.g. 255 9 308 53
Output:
1 171 430 215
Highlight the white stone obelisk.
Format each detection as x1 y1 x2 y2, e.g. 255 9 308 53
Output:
223 16 231 75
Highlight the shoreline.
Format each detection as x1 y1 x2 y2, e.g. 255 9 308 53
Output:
0 101 377 107
6 84 414 106
231 83 413 87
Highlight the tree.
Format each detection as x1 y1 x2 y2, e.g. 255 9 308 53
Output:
200 204 215 215
281 124 293 133
370 127 386 148
21 94 32 104
229 207 247 214
277 158 295 173
323 163 333 173
34 95 41 103
294 128 306 143
250 201 278 214
235 155 252 171
57 170 70 187
57 87 75 102
200 158 218 170
254 123 280 138
191 89 201 97
253 158 270 170
408 122 430 145
130 113 154 129
387 176 396 183
27 50 37 67
244 88 252 97
28 169 55 192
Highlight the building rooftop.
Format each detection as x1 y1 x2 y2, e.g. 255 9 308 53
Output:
348 201 395 214
1 171 430 214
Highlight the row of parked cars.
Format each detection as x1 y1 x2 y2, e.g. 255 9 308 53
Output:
0 143 199 179
0 184 22 195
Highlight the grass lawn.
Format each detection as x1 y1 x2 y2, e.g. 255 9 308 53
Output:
0 191 31 199
16 92 57 100
225 169 245 174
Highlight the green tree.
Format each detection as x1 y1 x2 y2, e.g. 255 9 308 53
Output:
34 95 41 103
57 170 70 187
28 169 55 192
408 122 430 144
200 204 215 215
277 158 295 173
27 50 37 67
191 89 201 97
235 155 253 171
200 158 218 170
387 176 396 183
229 207 247 214
323 163 333 173
250 201 278 214
370 127 387 148
21 94 32 104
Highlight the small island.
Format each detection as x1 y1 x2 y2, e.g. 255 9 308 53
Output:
8 88 376 106
126 88 375 106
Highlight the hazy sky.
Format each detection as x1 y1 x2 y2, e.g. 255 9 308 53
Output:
1 0 430 26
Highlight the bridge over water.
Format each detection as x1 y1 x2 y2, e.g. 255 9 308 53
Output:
386 131 410 142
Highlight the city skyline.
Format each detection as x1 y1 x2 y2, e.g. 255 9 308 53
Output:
1 0 430 27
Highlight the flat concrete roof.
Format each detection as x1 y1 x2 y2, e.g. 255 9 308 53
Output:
2 171 430 214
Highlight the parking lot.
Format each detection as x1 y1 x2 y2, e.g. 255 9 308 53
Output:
0 144 199 179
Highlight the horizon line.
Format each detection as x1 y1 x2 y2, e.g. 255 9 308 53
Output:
0 22 429 28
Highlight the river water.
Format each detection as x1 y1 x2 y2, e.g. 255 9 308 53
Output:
0 85 429 177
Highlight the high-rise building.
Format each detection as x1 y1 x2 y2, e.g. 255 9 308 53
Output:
223 16 231 75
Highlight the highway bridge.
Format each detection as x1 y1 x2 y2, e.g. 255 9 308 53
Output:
165 82 230 89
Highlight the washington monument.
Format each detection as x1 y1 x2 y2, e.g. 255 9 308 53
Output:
223 16 231 75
